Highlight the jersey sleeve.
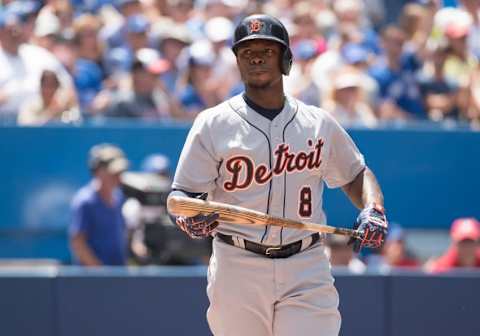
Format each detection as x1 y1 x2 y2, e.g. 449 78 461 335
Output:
172 111 220 193
322 116 366 189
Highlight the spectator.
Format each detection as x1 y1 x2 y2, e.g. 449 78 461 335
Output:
466 56 480 127
204 16 239 101
71 14 111 116
458 0 480 58
176 40 220 116
442 23 479 121
426 218 480 273
17 70 80 125
291 1 324 42
398 3 431 56
443 22 478 89
285 39 323 107
369 25 426 121
381 224 420 269
5 1 41 40
37 0 74 33
106 52 184 119
325 234 366 274
311 22 363 99
104 14 152 74
340 42 379 107
165 0 195 23
323 67 377 127
70 144 130 266
417 40 459 121
200 0 235 21
100 0 144 50
140 153 172 178
32 9 61 52
332 0 380 54
154 20 192 94
0 9 77 123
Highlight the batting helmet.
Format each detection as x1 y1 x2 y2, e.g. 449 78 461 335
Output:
232 14 293 75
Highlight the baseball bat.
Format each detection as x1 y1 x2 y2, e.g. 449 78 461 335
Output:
167 196 363 239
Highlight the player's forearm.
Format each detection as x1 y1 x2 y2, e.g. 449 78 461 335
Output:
342 167 384 209
70 234 103 266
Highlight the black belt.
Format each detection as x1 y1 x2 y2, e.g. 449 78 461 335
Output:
216 232 320 259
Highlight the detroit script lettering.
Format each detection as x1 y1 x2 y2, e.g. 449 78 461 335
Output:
224 139 324 191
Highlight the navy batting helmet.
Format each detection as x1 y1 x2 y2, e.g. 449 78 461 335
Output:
232 14 293 75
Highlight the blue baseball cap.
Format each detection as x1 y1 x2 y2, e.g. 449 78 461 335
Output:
386 223 405 242
341 43 370 64
125 15 149 34
293 39 318 61
6 1 41 19
141 154 171 175
0 8 21 28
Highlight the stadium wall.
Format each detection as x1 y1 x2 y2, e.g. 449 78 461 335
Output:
0 268 479 336
1 124 479 261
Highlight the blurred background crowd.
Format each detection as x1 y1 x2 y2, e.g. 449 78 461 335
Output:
67 142 480 273
0 0 479 127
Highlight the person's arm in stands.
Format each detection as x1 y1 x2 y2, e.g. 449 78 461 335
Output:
70 232 102 266
70 200 102 266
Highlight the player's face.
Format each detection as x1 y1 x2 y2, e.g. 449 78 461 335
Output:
235 40 283 89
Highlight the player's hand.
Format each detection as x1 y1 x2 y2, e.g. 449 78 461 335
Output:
348 203 388 253
176 213 220 239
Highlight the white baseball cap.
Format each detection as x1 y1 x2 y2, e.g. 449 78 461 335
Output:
333 72 361 90
205 16 234 43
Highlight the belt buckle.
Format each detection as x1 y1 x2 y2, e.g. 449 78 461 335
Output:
265 246 282 256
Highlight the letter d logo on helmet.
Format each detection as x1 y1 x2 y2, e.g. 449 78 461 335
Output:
232 14 293 75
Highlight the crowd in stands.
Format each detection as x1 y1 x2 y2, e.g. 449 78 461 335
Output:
0 0 479 127
326 217 480 274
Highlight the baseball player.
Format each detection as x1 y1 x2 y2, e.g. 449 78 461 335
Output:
168 14 388 336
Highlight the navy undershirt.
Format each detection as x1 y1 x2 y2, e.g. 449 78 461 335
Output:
242 93 284 121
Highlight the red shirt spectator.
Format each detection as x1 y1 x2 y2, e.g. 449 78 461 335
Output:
427 218 480 273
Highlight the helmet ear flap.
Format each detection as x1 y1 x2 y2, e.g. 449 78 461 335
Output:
282 47 293 75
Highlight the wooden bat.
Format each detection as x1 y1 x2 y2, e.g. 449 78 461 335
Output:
167 196 363 239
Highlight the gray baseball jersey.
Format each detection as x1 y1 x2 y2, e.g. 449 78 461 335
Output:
173 94 365 336
172 94 365 245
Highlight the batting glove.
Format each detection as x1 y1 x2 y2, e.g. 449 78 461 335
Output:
176 213 220 239
348 203 388 253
